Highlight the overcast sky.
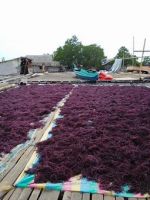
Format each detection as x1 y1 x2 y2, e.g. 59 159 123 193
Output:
0 0 150 60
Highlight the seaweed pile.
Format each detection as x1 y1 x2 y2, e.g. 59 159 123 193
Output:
30 86 150 193
0 84 73 154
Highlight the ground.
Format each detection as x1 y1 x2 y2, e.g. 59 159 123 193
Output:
0 72 150 84
28 72 150 82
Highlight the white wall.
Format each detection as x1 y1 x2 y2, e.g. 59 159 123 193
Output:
0 58 21 75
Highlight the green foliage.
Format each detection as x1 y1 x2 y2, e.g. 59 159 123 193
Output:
53 36 105 69
53 35 82 69
53 47 64 64
82 44 105 69
116 46 140 66
116 46 130 58
135 59 140 66
116 46 133 66
143 56 150 66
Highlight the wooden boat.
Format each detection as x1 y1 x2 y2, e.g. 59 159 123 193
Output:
74 68 98 81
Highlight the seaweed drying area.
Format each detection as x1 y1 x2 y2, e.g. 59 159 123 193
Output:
0 84 73 154
0 84 150 196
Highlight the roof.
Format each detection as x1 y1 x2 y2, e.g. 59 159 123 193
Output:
26 54 52 63
26 54 60 66
0 57 30 64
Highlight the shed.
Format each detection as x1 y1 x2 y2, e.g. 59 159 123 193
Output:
26 55 65 73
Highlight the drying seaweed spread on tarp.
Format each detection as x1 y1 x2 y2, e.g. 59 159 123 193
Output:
0 84 73 155
16 85 150 196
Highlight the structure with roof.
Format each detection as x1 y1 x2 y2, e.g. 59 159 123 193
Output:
0 57 31 76
26 54 65 73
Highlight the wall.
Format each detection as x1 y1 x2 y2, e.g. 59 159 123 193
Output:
0 58 21 75
47 66 60 72
31 65 61 73
32 66 42 73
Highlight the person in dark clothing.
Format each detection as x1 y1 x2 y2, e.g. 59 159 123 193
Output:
20 58 29 75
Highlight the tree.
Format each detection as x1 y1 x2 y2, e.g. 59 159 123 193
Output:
116 46 133 66
53 35 82 69
143 56 150 66
53 36 105 70
53 47 64 64
82 44 105 69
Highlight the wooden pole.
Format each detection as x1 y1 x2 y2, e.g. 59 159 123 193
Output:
139 38 146 80
132 36 135 66
123 51 124 68
134 50 150 52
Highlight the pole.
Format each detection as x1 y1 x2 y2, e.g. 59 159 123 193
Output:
123 51 124 68
139 38 146 80
132 36 134 66
134 50 150 52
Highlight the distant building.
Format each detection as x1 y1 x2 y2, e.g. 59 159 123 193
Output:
0 57 31 76
26 54 65 73
0 55 65 76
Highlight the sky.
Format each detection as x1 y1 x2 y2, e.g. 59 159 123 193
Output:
0 0 150 60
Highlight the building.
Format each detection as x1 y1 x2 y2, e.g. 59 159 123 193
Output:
26 54 65 73
0 57 31 76
0 55 65 76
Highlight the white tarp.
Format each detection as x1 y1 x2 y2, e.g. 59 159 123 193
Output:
111 59 122 72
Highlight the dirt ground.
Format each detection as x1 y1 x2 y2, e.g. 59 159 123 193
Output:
110 72 150 80
0 72 150 84
28 71 150 82
28 72 78 82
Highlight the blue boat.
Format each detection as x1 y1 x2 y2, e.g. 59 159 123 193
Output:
74 67 98 81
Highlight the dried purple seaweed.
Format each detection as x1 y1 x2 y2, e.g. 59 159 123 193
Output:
30 86 150 194
0 84 73 154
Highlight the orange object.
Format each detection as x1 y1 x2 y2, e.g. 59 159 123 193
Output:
99 72 113 81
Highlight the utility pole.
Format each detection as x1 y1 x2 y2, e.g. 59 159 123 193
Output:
122 51 124 69
133 38 150 80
